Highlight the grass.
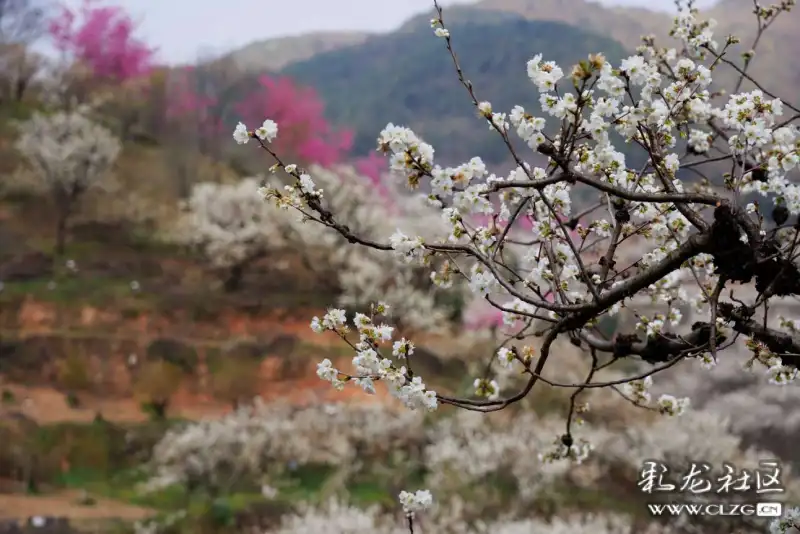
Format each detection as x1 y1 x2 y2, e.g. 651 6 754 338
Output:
53 461 398 516
44 429 401 515
537 479 648 519
347 480 389 505
31 419 382 507
279 464 337 501
57 466 267 520
0 276 149 305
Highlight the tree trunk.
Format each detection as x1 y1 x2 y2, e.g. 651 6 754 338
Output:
55 211 69 256
223 263 244 292
14 77 29 102
54 192 73 257
25 453 38 494
173 152 196 199
149 399 168 420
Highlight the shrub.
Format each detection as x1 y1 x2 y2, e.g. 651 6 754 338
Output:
56 352 92 393
146 338 199 374
208 358 262 408
133 360 184 420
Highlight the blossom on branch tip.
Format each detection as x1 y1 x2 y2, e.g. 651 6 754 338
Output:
255 119 279 142
656 394 690 416
398 489 433 516
233 122 250 144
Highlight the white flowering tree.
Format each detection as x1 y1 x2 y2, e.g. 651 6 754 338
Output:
14 109 121 254
228 1 800 532
264 162 464 330
175 177 286 292
176 164 466 330
144 401 426 497
142 393 800 533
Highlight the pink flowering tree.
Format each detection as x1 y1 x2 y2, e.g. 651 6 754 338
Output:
233 75 353 167
48 0 154 83
163 69 354 168
159 68 352 196
44 0 156 137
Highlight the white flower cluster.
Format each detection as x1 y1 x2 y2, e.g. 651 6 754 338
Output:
144 399 424 493
398 489 434 517
267 499 408 534
233 119 278 145
602 409 776 474
622 376 654 404
656 393 690 416
770 506 800 534
176 163 464 329
424 410 605 505
620 376 690 416
749 338 800 386
175 177 283 269
472 377 500 400
15 109 121 192
312 307 439 411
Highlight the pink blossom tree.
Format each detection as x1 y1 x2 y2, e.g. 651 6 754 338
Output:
48 0 155 83
160 68 352 196
233 75 353 167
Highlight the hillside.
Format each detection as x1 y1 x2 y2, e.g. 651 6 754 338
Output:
461 0 799 108
226 31 371 72
398 0 665 48
279 16 632 166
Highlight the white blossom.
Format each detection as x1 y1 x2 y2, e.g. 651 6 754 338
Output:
15 110 120 194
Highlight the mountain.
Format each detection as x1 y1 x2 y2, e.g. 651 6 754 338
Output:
279 15 633 166
399 0 666 49
471 0 799 109
226 31 370 72
227 0 797 118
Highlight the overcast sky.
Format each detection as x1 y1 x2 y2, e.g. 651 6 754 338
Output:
58 0 719 65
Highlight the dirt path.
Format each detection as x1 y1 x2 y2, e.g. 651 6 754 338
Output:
0 384 234 424
0 490 155 520
0 380 376 426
